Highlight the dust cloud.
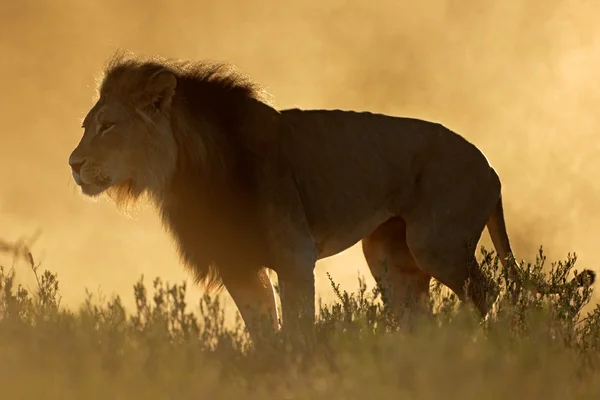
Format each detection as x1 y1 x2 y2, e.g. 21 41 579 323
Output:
1 0 600 318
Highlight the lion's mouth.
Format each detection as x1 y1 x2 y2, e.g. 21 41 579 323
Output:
71 170 84 186
80 182 107 197
73 172 112 196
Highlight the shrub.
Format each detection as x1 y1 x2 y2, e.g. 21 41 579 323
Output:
0 246 599 399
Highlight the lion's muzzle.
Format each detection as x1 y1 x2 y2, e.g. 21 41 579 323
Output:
70 160 85 175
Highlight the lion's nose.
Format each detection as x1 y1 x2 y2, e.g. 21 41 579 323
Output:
69 159 86 175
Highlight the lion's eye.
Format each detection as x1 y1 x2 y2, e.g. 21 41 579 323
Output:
99 123 115 135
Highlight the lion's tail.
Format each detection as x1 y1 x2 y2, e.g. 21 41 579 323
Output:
486 194 518 280
486 194 596 290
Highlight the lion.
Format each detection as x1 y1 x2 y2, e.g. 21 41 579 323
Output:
68 51 596 341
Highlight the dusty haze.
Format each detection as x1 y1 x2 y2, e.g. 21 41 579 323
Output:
1 0 599 319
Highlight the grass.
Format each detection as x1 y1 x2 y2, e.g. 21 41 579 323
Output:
1 246 600 399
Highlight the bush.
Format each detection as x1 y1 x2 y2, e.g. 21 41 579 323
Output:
0 246 599 399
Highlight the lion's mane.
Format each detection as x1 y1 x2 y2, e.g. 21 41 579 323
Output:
99 51 281 291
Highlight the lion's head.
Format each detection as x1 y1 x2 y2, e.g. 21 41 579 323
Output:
69 55 183 209
69 51 274 211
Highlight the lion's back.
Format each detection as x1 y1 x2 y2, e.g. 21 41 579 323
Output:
278 108 447 185
279 108 490 186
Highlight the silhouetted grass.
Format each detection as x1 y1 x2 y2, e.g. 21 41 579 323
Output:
1 246 599 399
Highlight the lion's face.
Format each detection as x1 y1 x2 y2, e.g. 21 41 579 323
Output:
69 99 142 196
69 69 179 202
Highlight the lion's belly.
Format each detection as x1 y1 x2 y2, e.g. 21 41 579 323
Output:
314 209 395 259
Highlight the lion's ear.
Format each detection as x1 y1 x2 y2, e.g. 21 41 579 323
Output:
144 68 177 114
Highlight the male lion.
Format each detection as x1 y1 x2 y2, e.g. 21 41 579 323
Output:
68 52 595 341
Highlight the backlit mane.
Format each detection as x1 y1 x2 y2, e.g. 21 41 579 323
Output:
100 51 271 110
98 51 281 291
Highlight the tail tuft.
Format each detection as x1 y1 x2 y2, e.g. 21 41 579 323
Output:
573 269 596 286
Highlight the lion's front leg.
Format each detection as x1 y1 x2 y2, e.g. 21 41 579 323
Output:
263 209 317 343
221 268 280 343
258 156 318 344
277 264 316 337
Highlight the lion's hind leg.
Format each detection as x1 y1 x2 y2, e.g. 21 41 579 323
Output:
404 215 498 319
362 218 432 328
402 150 502 319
